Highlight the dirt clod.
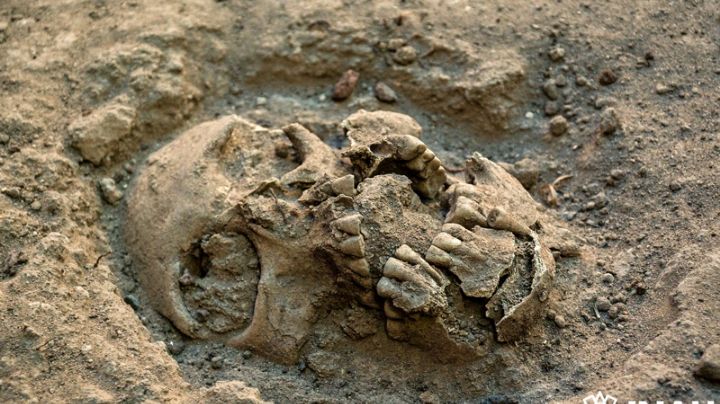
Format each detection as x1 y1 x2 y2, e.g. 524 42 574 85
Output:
598 68 618 85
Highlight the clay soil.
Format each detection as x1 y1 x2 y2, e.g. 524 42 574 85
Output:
1 1 719 403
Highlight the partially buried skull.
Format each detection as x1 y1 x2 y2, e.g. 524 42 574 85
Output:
124 110 577 364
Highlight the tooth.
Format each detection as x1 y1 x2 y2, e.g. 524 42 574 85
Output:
432 232 462 250
330 174 356 196
395 244 424 265
390 135 427 160
446 196 486 227
425 245 453 267
333 213 362 235
407 149 435 171
384 301 404 319
377 276 401 298
487 207 532 236
346 258 370 277
383 257 427 285
419 157 441 179
338 236 365 257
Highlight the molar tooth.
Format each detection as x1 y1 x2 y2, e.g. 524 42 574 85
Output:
377 276 401 298
338 236 365 257
333 213 362 235
390 135 427 160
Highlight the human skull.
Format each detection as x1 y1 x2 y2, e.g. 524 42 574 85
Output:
124 110 572 364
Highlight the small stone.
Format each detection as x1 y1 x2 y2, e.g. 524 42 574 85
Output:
669 182 682 192
386 38 405 51
555 74 568 87
419 391 440 404
393 45 417 65
575 75 590 87
167 340 185 355
548 46 566 62
374 82 397 103
598 68 618 86
655 83 672 95
543 79 559 100
0 133 9 144
210 355 224 370
610 169 626 180
549 115 568 136
595 296 611 311
599 107 621 135
332 69 360 101
601 273 615 283
591 192 608 208
594 96 617 109
544 101 559 116
123 294 140 311
30 200 42 211
695 344 720 382
554 315 567 328
255 96 267 106
242 350 252 359
98 177 123 205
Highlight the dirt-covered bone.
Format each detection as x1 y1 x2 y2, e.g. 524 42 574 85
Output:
124 110 573 365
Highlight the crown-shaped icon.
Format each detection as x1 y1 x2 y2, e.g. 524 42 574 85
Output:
583 391 617 404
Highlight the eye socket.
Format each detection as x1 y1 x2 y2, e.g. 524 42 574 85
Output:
178 232 260 335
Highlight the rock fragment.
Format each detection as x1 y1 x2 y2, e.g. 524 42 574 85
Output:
598 107 621 135
332 69 360 101
374 82 397 103
69 101 136 165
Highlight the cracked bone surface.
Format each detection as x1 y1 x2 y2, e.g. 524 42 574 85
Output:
124 110 571 364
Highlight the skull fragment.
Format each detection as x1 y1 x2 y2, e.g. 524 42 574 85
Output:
124 110 573 364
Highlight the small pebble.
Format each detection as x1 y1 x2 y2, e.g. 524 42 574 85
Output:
543 79 559 100
393 45 417 65
255 96 267 106
610 169 626 180
242 350 252 359
598 68 618 86
601 273 615 283
544 101 559 116
30 200 42 211
549 115 568 136
655 83 672 95
124 294 140 311
595 296 611 311
554 315 567 328
548 46 566 62
599 107 621 135
98 177 123 205
374 82 397 103
332 69 360 101
210 355 224 369
167 340 185 355
669 182 682 192
575 75 590 87
0 133 9 144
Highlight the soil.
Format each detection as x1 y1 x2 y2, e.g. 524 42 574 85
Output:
1 1 719 403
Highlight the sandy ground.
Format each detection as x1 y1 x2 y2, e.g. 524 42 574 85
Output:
0 0 719 402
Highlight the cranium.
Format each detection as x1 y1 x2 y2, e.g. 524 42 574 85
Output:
124 110 565 364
